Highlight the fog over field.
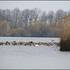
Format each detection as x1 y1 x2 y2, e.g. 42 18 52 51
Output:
0 1 70 37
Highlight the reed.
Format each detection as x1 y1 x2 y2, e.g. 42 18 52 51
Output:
60 16 70 51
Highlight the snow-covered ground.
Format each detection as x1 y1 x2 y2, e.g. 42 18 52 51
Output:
0 37 70 69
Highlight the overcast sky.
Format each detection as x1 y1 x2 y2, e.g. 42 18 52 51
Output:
0 1 70 12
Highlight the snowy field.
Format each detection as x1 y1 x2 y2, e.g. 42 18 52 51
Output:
0 37 70 69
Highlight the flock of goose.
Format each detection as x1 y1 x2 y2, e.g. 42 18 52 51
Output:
0 40 59 47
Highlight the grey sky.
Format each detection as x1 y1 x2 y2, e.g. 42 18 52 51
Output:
0 1 70 13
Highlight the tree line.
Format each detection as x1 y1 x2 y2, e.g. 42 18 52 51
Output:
0 8 70 37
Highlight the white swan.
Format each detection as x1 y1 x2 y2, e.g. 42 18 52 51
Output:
35 44 39 47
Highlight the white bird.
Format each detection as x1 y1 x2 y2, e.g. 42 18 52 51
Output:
35 44 39 47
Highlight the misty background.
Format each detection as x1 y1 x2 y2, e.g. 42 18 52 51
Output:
0 1 70 37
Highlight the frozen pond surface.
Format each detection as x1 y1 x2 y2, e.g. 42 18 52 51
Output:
0 37 70 69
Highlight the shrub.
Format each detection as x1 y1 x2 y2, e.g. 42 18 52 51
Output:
60 39 70 51
59 15 70 51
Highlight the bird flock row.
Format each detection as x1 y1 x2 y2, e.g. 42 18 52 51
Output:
0 41 59 47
